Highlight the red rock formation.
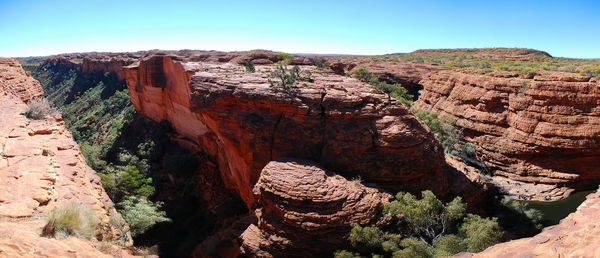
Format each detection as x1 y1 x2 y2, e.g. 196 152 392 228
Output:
240 158 392 257
459 188 600 257
413 70 600 200
124 53 447 205
82 57 130 80
0 58 43 102
0 59 133 256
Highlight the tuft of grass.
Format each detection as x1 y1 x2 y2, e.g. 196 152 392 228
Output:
25 98 58 120
43 202 100 239
351 175 362 185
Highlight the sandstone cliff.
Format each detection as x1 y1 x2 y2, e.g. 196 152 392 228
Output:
412 70 600 200
124 53 448 206
0 58 43 102
0 59 132 257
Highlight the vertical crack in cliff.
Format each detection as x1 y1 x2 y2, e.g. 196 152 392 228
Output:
270 113 284 160
317 90 327 163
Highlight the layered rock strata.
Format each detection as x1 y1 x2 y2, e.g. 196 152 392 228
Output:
124 53 447 205
413 70 600 200
0 58 43 102
240 158 392 257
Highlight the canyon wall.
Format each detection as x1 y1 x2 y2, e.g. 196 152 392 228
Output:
412 71 600 200
0 58 132 256
124 53 448 206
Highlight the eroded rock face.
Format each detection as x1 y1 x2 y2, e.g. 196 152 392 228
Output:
0 59 132 256
124 53 447 205
413 70 600 200
240 158 392 257
460 188 600 257
0 58 43 102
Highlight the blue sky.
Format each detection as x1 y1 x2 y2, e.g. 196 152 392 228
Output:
1 0 599 58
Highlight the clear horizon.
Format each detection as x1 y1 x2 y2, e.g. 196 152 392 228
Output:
1 0 599 58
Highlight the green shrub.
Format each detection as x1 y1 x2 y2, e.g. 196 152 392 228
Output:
371 80 413 106
459 214 504 252
385 191 467 244
348 224 384 250
313 58 328 68
43 202 99 239
120 196 171 237
25 98 58 119
411 109 458 152
333 250 361 258
244 59 255 73
268 65 299 88
352 66 373 82
276 52 294 65
336 190 504 257
99 166 155 202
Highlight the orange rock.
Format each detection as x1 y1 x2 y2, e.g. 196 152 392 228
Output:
413 70 600 199
0 59 134 253
124 53 448 205
0 58 43 102
240 158 392 257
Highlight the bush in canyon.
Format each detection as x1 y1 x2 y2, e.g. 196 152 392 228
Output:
43 202 99 239
352 66 373 82
370 78 413 107
411 109 458 153
120 196 171 237
99 166 155 202
336 191 503 257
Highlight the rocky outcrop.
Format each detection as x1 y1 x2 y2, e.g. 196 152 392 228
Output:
240 158 392 257
323 57 444 97
412 70 600 200
124 53 447 205
0 58 43 102
82 57 131 80
460 188 600 257
0 59 132 256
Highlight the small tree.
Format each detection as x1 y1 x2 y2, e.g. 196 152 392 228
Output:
352 66 373 82
371 80 413 106
459 214 504 252
337 190 504 257
269 65 298 88
385 191 466 245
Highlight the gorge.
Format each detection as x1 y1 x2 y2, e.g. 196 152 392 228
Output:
4 48 600 257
